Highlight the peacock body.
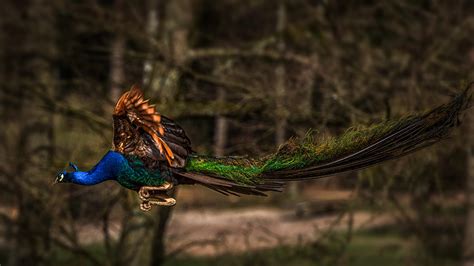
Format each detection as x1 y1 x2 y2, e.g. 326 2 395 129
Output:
55 85 472 211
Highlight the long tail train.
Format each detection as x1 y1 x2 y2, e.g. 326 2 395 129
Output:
174 85 472 196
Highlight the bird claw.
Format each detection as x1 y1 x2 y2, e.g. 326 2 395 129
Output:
140 201 152 211
139 196 176 212
138 182 176 211
138 182 174 201
138 188 150 201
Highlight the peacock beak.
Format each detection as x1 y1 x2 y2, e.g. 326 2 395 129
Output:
54 172 65 185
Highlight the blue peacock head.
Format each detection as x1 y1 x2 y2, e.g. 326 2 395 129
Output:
54 162 79 184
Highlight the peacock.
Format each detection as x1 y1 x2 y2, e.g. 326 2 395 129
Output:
55 85 472 211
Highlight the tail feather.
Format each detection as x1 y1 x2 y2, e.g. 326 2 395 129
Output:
264 85 471 181
182 85 472 195
173 171 283 196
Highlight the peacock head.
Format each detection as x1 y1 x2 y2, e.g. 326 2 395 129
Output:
54 162 79 184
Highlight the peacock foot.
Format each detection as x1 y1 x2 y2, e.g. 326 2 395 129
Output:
138 182 176 211
140 200 152 211
139 194 176 211
138 182 174 201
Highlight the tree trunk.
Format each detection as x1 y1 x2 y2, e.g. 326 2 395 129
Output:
0 10 4 120
150 189 176 266
463 107 474 266
274 1 287 147
108 2 148 266
214 85 228 157
12 0 57 265
149 0 192 103
274 1 300 200
143 0 159 87
110 36 125 100
148 1 192 266
110 0 125 101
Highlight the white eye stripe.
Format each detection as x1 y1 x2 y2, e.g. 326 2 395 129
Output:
59 173 64 182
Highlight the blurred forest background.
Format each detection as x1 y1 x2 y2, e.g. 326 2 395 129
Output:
0 0 474 265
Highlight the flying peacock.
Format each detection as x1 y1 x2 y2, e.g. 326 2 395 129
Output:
55 85 472 211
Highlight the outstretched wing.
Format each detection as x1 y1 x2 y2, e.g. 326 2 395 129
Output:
112 85 192 168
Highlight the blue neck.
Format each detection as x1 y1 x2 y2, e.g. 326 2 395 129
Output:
70 151 127 185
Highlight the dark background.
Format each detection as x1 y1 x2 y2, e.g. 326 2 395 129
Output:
0 0 473 265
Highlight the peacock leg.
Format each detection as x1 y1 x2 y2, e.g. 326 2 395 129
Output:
138 182 176 211
139 194 176 212
147 195 177 207
138 181 174 201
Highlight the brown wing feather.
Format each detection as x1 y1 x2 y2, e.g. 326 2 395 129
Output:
113 85 192 168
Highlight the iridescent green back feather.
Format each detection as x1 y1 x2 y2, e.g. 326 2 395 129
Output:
117 156 167 190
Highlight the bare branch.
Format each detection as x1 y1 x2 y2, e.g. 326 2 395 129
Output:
187 48 317 67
